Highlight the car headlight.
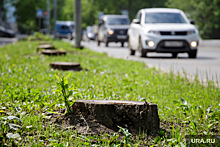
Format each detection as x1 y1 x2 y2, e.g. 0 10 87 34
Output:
88 33 92 37
187 30 196 35
190 41 197 47
144 29 160 35
108 29 114 35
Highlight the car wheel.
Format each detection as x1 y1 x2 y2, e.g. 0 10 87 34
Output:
97 40 101 46
172 53 178 58
139 38 147 57
188 49 197 58
128 37 135 55
121 42 124 47
130 49 135 55
104 36 108 47
105 42 108 47
67 34 72 40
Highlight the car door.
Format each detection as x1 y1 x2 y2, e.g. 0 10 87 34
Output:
98 19 106 41
129 11 142 50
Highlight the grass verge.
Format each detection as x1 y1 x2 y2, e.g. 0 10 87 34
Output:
0 34 219 146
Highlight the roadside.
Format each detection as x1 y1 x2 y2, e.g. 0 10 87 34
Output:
0 35 219 146
0 34 28 47
73 39 220 87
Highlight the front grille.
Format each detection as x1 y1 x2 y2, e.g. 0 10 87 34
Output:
160 31 187 35
155 40 190 53
114 29 128 35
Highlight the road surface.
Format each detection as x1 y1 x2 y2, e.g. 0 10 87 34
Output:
0 34 27 47
77 40 220 87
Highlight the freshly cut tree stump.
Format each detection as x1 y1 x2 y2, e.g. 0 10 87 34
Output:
50 62 82 71
37 44 54 52
39 41 52 45
41 50 66 56
71 100 160 134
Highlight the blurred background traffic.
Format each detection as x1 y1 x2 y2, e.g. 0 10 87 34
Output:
0 0 220 39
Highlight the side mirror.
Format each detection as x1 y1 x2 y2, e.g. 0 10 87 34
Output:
132 19 140 24
190 20 195 25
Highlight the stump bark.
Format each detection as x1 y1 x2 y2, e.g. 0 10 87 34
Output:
71 100 160 134
41 50 66 56
50 62 82 71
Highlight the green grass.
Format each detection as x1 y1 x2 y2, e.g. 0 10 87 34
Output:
0 35 219 146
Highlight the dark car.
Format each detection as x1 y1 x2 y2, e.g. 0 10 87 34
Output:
0 26 15 38
97 15 130 47
55 21 75 40
85 26 96 41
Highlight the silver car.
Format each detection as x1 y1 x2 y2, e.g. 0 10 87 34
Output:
127 8 199 58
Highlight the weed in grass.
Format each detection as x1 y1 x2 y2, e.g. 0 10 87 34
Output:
54 74 76 114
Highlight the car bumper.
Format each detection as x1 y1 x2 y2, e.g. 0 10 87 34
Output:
106 34 128 42
56 33 73 39
141 34 199 53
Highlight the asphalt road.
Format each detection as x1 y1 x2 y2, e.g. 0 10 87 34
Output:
78 40 220 87
0 34 27 47
0 37 17 47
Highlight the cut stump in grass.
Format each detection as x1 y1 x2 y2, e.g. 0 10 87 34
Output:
41 50 66 56
69 100 160 134
50 62 82 71
39 41 52 45
37 44 54 52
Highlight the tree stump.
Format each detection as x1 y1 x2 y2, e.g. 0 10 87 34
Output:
50 62 82 71
37 44 54 52
41 50 66 56
71 100 160 134
39 41 52 45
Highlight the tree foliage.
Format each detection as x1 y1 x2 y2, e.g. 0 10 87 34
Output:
12 0 220 38
12 0 167 31
166 0 220 39
13 0 46 32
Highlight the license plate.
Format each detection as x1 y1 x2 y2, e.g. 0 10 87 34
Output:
164 41 183 47
117 35 127 39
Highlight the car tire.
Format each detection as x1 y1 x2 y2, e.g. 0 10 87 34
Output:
172 53 178 58
130 49 136 55
128 37 136 55
104 36 108 47
97 40 101 46
121 42 124 47
188 49 197 58
67 34 72 40
139 38 147 57
105 42 108 47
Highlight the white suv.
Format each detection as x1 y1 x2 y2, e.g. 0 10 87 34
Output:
127 8 199 58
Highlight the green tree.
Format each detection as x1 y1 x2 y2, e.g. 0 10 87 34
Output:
14 0 46 32
13 0 168 33
166 0 220 39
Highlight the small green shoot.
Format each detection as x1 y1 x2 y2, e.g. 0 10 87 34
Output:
54 73 76 114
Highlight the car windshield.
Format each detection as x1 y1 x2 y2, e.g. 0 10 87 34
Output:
60 25 74 30
0 26 6 31
87 27 93 33
106 18 130 25
145 12 186 23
